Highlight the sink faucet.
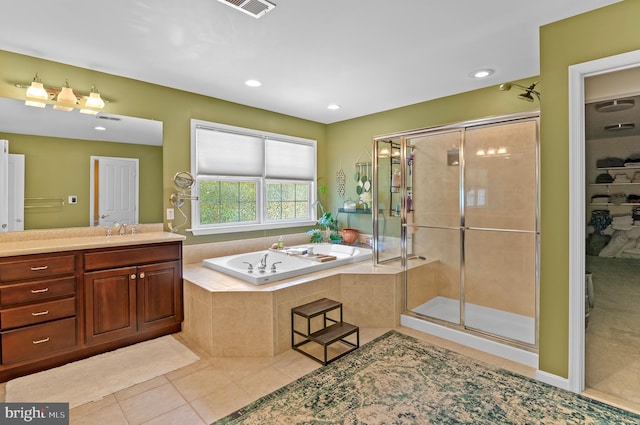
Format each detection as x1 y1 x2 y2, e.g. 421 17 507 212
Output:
258 253 269 271
115 222 127 236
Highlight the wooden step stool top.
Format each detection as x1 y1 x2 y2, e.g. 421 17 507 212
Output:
291 298 341 318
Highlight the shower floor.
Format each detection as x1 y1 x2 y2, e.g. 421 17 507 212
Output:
411 296 535 345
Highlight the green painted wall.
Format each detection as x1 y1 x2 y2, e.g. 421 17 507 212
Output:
538 1 640 378
0 49 326 242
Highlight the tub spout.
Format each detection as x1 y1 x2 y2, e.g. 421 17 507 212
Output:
258 253 269 271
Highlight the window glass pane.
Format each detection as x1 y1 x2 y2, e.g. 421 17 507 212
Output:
296 184 308 201
282 201 296 219
282 184 296 201
199 180 257 225
199 181 219 203
266 201 281 221
267 184 281 202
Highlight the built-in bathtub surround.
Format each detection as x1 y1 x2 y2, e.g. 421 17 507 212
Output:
182 237 426 357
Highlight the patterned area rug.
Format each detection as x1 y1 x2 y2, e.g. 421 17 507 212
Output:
214 331 640 424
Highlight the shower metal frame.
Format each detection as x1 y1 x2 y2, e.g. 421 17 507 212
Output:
372 111 540 351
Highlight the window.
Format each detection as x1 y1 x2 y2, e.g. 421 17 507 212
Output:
190 120 317 235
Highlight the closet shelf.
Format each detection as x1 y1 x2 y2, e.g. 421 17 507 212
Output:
588 203 640 206
597 165 640 171
590 182 640 186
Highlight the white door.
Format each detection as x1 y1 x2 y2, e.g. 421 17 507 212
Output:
91 156 138 227
0 140 8 233
8 154 25 231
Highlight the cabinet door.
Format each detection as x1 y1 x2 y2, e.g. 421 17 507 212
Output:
137 261 182 331
84 266 137 345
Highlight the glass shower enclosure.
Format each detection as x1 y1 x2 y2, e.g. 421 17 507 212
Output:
373 112 539 348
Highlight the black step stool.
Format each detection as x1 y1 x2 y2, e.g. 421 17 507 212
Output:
291 298 359 365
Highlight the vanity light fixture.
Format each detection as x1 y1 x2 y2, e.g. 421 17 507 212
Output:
25 74 48 108
17 74 110 112
80 86 106 115
53 79 77 111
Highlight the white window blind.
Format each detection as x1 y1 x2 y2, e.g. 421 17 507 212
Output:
196 128 263 176
265 139 315 180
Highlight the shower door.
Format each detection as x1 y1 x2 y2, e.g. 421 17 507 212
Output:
401 114 539 347
463 119 538 345
405 130 463 325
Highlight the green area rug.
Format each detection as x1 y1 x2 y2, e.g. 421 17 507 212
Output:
214 331 640 424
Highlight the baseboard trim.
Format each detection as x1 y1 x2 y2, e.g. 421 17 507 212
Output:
536 370 571 391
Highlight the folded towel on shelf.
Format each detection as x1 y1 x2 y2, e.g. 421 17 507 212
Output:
612 215 634 230
590 195 610 204
596 173 614 184
610 193 628 205
614 174 631 183
596 157 625 168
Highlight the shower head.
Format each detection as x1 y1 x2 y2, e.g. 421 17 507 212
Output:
499 81 540 102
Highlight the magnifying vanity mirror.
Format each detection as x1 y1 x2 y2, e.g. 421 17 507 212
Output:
169 171 197 208
0 96 163 232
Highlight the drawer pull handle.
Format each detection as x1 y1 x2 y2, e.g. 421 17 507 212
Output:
139 272 145 279
30 266 49 271
130 274 136 280
31 310 49 316
30 288 50 294
32 337 50 345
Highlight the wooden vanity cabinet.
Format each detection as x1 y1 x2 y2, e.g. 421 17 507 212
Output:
0 240 183 382
0 253 79 368
84 242 183 345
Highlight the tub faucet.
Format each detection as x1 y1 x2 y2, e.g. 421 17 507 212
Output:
258 253 269 271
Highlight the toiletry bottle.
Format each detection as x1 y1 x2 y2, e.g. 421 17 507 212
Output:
277 235 284 249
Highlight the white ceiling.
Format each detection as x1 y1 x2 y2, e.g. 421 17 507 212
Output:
0 0 620 124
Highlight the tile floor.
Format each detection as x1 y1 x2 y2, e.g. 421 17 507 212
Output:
1 326 637 424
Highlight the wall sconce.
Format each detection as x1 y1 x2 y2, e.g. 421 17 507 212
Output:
16 74 110 114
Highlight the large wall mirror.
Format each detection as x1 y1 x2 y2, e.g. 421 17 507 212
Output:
0 96 163 232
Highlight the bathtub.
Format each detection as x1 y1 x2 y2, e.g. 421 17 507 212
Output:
202 243 372 285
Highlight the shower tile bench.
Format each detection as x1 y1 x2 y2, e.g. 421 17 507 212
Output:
291 297 359 365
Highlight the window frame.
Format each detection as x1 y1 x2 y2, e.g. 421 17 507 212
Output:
189 119 317 235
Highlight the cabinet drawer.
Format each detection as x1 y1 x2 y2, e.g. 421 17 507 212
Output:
1 317 77 365
1 297 76 330
0 255 76 282
0 276 76 306
84 243 181 271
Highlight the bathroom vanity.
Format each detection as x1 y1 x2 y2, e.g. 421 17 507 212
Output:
0 230 185 382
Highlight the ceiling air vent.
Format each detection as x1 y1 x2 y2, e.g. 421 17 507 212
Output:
216 0 276 19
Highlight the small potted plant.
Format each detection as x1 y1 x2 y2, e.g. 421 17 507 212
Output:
307 212 343 244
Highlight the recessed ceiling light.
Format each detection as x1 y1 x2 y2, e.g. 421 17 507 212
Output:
470 69 494 79
327 104 340 110
245 79 261 87
94 126 107 131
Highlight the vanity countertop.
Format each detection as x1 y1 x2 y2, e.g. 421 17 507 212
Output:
0 226 185 258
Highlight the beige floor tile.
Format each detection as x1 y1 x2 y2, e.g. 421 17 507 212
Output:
236 365 295 400
115 376 169 402
190 382 255 423
119 383 187 425
210 356 276 381
70 394 118 419
272 349 321 380
141 403 206 425
70 402 128 425
171 365 234 402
